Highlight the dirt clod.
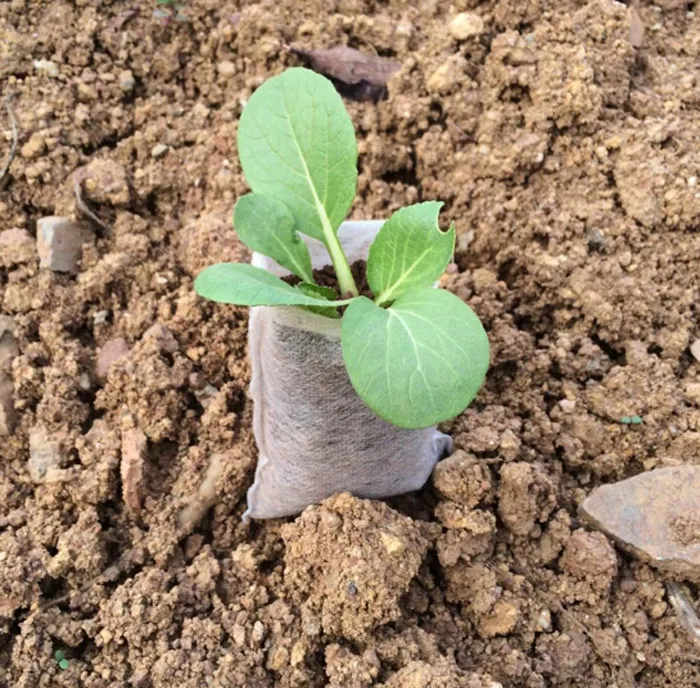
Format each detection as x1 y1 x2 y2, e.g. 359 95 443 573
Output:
282 493 433 640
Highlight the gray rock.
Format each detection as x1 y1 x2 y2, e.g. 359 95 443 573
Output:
151 143 169 159
37 216 94 272
0 228 36 267
28 425 62 481
580 466 700 581
119 69 136 92
0 373 16 436
96 338 130 379
0 316 19 369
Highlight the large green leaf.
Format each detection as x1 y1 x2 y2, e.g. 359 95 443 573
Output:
233 193 314 283
237 68 357 246
367 202 455 306
341 287 489 429
195 263 353 308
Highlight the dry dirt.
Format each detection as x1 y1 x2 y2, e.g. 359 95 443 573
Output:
1 0 700 686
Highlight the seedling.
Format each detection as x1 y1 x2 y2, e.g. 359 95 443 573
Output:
195 68 490 429
54 650 69 670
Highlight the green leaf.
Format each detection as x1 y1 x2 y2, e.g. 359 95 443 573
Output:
237 67 357 246
195 263 353 308
297 282 341 318
234 193 314 283
341 288 489 429
367 202 455 306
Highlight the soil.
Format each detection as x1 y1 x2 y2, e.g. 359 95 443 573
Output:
1 1 700 686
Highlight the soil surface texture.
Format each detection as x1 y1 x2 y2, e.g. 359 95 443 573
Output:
1 1 700 686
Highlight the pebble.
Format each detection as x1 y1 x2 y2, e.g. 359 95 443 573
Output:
33 59 59 77
151 143 169 159
36 216 94 272
217 60 236 77
0 316 19 369
0 228 36 267
118 69 135 92
96 338 130 379
448 12 485 40
690 339 700 363
0 374 16 436
580 466 700 581
28 425 62 482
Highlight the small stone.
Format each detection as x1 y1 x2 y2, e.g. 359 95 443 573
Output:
0 373 16 436
688 176 697 187
0 316 19 369
559 399 576 413
690 339 700 363
0 228 36 268
33 59 59 77
28 426 62 481
151 143 169 159
448 12 485 40
426 57 466 94
20 133 46 159
93 310 110 325
121 428 147 516
537 609 552 632
118 69 135 92
143 324 178 353
36 216 94 272
580 466 700 581
217 61 236 77
96 338 130 379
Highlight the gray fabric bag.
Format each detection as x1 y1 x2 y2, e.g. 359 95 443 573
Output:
244 221 452 520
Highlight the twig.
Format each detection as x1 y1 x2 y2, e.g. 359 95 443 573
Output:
0 95 19 182
72 175 110 231
667 581 700 644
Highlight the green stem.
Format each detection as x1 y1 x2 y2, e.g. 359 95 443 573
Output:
326 231 358 296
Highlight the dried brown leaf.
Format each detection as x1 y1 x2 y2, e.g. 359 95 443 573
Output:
289 45 401 102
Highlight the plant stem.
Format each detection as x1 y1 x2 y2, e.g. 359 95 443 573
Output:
326 230 359 296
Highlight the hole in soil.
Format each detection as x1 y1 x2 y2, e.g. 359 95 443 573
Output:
591 333 626 365
647 343 663 357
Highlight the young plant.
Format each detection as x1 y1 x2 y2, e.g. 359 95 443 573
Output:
195 68 489 429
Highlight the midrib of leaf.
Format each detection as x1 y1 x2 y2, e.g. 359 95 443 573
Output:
387 309 436 411
282 87 336 250
376 246 434 306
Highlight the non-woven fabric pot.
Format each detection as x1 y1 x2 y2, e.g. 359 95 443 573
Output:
243 221 453 520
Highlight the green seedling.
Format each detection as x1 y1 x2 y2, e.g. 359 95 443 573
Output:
619 415 643 425
55 650 69 670
195 68 490 429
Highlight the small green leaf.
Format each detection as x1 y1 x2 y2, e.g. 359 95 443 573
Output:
195 263 353 308
368 202 455 306
341 288 489 429
297 282 341 318
59 659 70 670
55 650 65 661
237 68 357 246
234 193 314 283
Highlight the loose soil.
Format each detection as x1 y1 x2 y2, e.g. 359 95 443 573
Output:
1 1 700 686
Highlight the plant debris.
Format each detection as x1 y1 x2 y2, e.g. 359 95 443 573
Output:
667 582 700 645
287 45 400 102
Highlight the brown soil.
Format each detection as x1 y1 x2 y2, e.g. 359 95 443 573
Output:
1 1 700 686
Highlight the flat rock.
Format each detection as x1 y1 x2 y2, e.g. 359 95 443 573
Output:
0 373 16 436
0 316 19 369
0 228 36 267
37 216 94 272
580 466 700 581
28 425 62 481
96 338 130 379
